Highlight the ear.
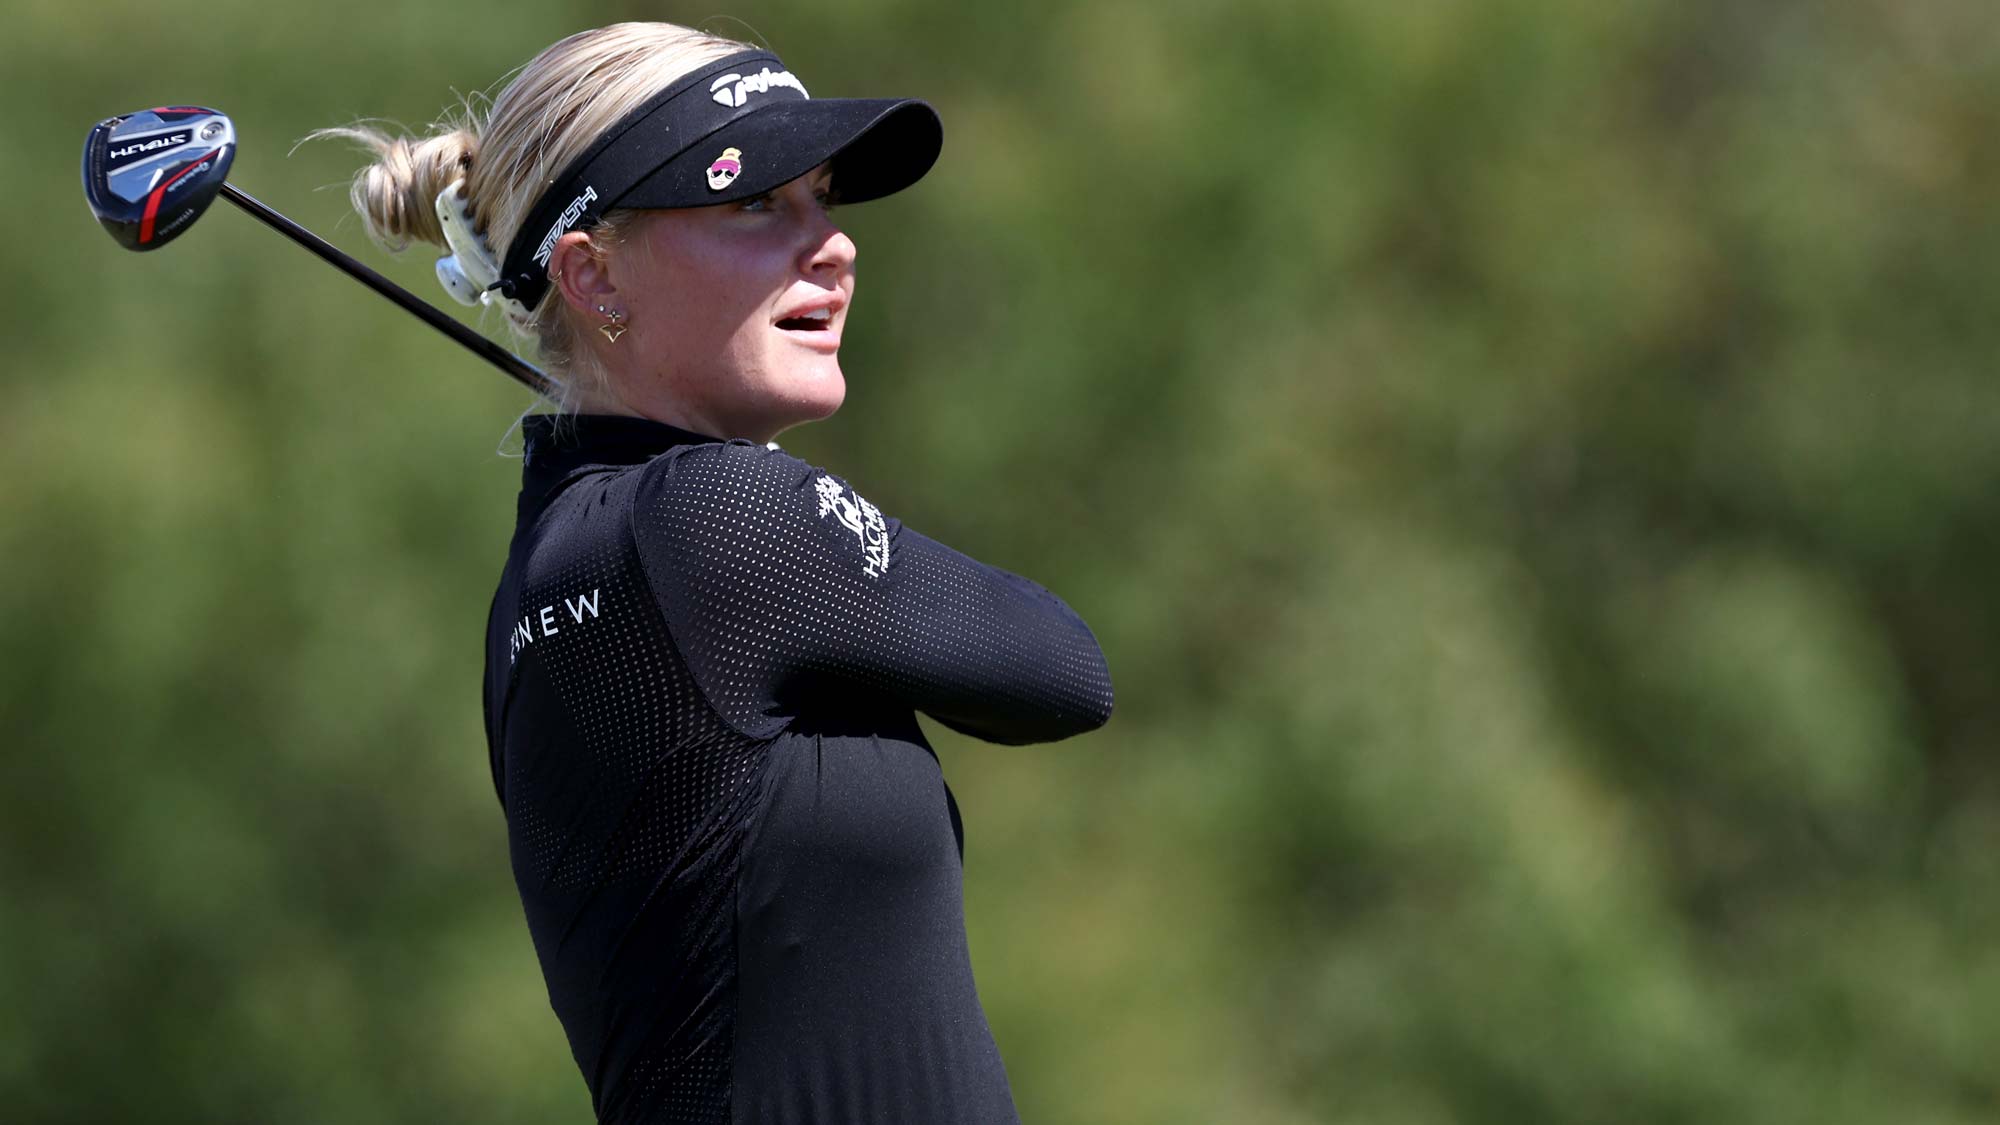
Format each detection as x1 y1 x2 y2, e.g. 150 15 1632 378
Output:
546 230 619 318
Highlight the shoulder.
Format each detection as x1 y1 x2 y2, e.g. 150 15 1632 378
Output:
630 440 901 585
633 440 890 543
633 439 821 527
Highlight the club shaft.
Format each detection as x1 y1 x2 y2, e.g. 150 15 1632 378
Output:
219 183 554 397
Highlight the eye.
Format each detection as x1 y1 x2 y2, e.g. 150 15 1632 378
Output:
733 183 836 215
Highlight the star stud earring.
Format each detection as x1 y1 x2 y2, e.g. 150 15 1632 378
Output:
596 304 626 342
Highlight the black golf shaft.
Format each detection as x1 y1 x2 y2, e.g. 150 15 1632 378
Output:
219 183 555 397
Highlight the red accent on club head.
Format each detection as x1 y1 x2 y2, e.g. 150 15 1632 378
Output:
138 155 217 244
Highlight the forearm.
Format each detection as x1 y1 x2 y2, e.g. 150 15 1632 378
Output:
842 537 1113 742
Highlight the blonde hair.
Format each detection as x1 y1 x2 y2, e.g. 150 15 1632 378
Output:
308 22 751 409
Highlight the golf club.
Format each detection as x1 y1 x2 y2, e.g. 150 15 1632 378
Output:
83 105 555 397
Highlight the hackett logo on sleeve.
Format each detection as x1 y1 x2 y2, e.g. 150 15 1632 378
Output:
814 476 891 579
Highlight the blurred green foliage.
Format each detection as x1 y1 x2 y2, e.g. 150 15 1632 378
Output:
7 0 2000 1121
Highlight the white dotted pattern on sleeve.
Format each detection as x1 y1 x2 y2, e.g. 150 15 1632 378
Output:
634 442 1115 746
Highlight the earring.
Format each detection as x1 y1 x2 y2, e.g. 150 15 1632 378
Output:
596 304 627 343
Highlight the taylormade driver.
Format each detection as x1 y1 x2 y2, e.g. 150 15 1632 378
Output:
83 106 235 250
83 106 553 395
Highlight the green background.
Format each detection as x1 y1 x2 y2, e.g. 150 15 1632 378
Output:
9 1 2000 1121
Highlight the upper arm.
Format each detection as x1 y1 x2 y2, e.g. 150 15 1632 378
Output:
632 442 1113 744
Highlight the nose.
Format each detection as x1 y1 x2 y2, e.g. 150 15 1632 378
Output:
800 209 856 277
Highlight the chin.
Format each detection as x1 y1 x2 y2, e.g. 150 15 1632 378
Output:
758 365 845 439
790 362 848 420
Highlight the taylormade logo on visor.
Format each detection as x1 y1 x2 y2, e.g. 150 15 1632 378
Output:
710 67 808 107
533 186 598 268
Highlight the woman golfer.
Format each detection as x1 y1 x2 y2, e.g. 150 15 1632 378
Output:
326 22 1113 1123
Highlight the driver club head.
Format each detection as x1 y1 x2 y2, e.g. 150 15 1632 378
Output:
83 106 236 251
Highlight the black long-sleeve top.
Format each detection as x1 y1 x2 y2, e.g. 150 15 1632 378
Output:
481 414 1114 1124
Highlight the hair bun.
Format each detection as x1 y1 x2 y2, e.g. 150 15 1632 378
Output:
312 125 480 251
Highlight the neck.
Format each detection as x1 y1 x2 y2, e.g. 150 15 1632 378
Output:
565 381 779 444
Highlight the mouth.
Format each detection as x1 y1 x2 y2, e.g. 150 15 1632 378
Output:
774 299 843 351
774 306 834 332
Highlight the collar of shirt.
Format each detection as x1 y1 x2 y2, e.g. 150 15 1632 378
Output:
520 413 721 502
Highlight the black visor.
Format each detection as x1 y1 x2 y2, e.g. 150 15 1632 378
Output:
494 49 942 310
